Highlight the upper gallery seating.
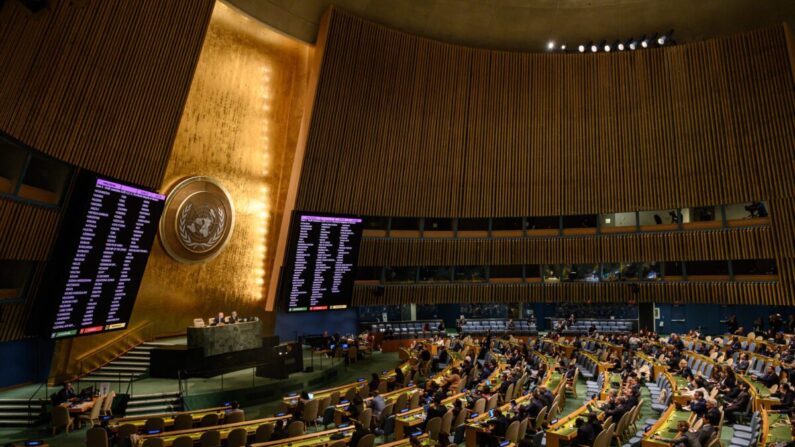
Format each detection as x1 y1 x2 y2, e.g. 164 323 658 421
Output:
560 319 634 335
369 320 444 339
459 319 537 336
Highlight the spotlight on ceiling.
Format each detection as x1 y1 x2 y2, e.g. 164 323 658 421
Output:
591 44 598 53
641 36 649 48
560 44 567 51
629 40 637 50
616 41 624 51
604 44 611 52
658 29 674 45
547 41 555 50
578 44 585 53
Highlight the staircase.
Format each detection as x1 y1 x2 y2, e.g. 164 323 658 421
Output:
80 342 160 383
0 399 48 427
124 391 183 417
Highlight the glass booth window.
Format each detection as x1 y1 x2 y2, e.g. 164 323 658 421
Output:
638 209 681 226
454 266 486 282
391 217 420 230
0 139 27 195
355 267 382 281
732 259 777 276
569 264 600 282
362 216 388 230
490 265 523 279
424 218 452 231
542 264 564 283
725 202 768 220
527 216 560 230
385 266 417 283
662 261 684 278
562 215 597 229
419 266 452 282
683 206 719 222
600 212 637 229
686 260 730 277
457 218 489 232
492 217 524 231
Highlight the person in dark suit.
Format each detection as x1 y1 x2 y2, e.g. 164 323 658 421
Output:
574 418 595 447
689 391 707 417
228 310 240 323
725 383 751 424
705 399 721 425
735 354 750 374
587 413 603 436
55 381 77 405
772 383 795 412
210 312 225 326
755 365 781 388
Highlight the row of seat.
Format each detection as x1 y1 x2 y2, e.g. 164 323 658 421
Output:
574 352 598 380
730 351 782 376
369 320 444 338
459 319 537 335
647 374 674 413
560 319 634 335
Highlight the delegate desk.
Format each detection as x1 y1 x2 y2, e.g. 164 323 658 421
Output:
187 320 263 357
133 414 291 447
394 393 466 439
464 393 534 447
739 374 780 411
762 411 793 446
334 386 419 425
107 406 231 433
641 405 695 447
546 399 605 447
251 425 356 447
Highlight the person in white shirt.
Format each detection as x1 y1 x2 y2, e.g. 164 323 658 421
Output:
369 389 386 419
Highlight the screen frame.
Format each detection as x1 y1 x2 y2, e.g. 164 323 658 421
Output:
28 169 166 340
278 210 364 313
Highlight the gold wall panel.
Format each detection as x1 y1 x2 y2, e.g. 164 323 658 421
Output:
128 2 310 337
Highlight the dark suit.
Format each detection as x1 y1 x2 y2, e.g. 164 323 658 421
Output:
349 427 370 447
672 423 715 447
574 423 595 446
689 398 707 417
758 372 780 388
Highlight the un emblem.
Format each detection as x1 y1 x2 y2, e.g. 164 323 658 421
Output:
159 177 235 263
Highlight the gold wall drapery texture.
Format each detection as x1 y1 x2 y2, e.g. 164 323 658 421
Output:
293 9 795 306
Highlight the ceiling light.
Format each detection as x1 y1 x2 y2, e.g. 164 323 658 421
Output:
578 45 585 53
547 41 555 50
617 43 625 51
604 44 611 52
560 44 566 51
591 44 598 53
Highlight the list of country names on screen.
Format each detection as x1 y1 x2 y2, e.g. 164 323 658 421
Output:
288 215 362 312
51 179 165 338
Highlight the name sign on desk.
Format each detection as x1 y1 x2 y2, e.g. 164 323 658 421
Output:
31 171 165 339
282 213 363 312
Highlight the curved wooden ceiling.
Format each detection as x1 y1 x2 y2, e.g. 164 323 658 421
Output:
224 0 795 50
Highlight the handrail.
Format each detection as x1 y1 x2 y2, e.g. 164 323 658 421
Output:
70 321 153 383
26 381 48 423
75 321 153 363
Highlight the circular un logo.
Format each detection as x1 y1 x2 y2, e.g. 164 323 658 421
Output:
159 177 235 263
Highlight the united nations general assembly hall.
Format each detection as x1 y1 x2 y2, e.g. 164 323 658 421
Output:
1 1 795 447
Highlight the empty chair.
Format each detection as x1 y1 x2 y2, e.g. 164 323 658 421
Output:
302 399 320 429
505 420 520 443
473 398 486 415
51 405 73 435
117 424 137 447
227 427 248 447
441 409 454 434
359 408 373 430
144 417 165 432
101 391 116 416
201 413 219 427
173 413 193 430
172 437 194 447
426 416 442 441
86 427 109 447
141 439 165 447
226 410 245 424
356 433 375 447
199 430 221 447
486 394 500 411
518 417 529 441
256 423 275 442
80 395 105 428
288 420 305 436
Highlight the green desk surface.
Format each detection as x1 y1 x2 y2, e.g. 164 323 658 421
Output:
648 409 692 442
765 413 793 446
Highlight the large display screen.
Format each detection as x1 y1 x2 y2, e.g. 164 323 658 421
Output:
282 213 363 312
33 171 165 339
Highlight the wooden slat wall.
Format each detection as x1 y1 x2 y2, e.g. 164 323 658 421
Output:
297 10 795 306
0 0 214 189
0 0 216 342
298 11 795 217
